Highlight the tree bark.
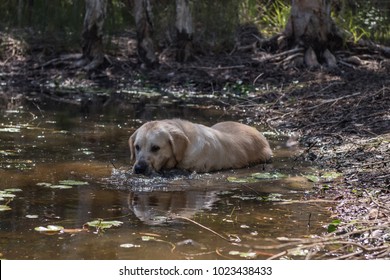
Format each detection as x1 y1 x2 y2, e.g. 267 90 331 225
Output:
78 0 107 71
134 0 158 67
17 0 23 26
283 0 343 68
175 0 193 62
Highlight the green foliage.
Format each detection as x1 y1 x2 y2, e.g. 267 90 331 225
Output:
86 219 123 232
0 0 389 54
259 0 290 34
239 0 290 36
327 219 341 233
334 1 390 43
223 80 255 96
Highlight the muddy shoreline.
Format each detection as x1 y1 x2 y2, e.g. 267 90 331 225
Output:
1 44 389 259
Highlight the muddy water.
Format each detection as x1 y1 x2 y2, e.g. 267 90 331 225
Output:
0 98 330 260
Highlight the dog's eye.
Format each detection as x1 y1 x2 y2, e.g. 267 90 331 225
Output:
151 145 160 152
135 144 140 151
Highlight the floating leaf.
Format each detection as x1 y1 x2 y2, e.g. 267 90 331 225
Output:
0 150 18 156
26 214 39 219
321 172 343 180
34 225 64 233
4 188 23 192
227 177 249 183
86 220 123 230
120 243 141 248
0 127 20 133
46 185 73 189
266 193 283 201
58 180 89 186
251 172 286 179
0 192 16 199
231 194 256 200
228 251 257 258
36 182 52 187
303 174 320 182
288 248 309 256
258 193 284 202
0 205 12 211
141 236 156 241
228 172 287 183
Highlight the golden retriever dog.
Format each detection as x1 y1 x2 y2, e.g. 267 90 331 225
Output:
129 119 272 175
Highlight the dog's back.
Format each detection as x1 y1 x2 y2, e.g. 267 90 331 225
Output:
211 121 272 165
177 120 272 171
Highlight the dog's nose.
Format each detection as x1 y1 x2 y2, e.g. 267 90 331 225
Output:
134 161 148 174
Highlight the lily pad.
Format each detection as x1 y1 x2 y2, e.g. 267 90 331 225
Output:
251 172 286 179
141 236 156 241
227 177 250 183
303 174 320 182
0 127 20 133
58 180 89 186
0 205 12 211
228 250 257 258
321 171 343 180
227 172 287 183
34 225 64 233
36 182 52 187
0 192 16 199
46 185 73 189
258 193 284 202
86 220 123 230
120 243 141 248
26 214 39 219
4 188 23 193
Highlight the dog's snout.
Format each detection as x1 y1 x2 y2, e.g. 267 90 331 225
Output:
134 161 148 174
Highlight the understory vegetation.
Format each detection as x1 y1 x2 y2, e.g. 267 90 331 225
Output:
1 0 390 55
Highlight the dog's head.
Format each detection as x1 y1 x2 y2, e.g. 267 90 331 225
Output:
129 121 189 175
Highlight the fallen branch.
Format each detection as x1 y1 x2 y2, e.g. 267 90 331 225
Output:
275 199 337 205
305 91 363 111
172 215 237 243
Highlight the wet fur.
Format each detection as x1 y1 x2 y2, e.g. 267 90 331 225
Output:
129 119 272 174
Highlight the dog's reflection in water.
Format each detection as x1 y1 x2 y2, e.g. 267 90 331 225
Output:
128 189 218 225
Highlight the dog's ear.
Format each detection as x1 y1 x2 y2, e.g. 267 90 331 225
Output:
168 128 189 163
129 130 138 162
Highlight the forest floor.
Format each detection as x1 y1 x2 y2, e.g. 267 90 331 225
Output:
0 31 389 259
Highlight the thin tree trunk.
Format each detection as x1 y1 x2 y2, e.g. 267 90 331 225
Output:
175 0 193 62
134 0 157 67
17 0 24 27
283 0 343 67
78 0 107 71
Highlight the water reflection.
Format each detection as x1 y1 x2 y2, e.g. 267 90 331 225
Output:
128 190 219 225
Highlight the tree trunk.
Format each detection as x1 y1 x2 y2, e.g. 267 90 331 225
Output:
283 0 343 68
17 0 23 26
175 0 193 62
77 0 107 71
134 0 158 67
